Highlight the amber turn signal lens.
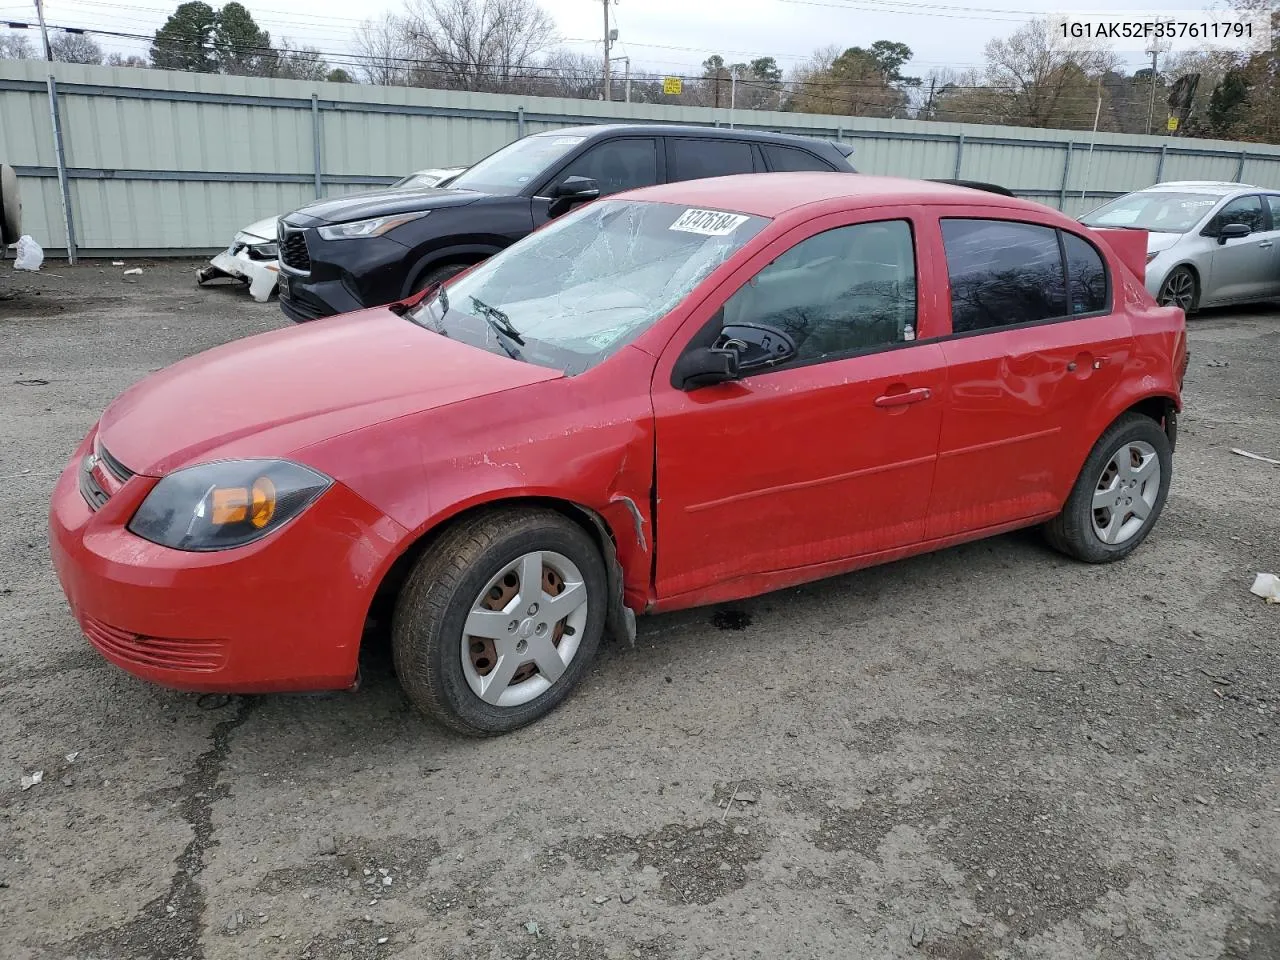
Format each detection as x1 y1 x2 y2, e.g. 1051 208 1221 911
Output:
250 477 277 529
211 487 250 524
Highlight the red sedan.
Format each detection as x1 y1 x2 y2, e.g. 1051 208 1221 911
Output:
49 174 1188 735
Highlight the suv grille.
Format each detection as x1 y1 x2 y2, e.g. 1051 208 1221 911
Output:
280 229 311 273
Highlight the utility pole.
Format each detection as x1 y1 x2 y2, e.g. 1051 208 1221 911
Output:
729 65 737 128
924 75 936 120
1145 29 1171 135
602 0 611 102
33 0 52 60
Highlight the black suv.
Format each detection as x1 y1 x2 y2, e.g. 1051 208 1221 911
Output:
276 124 861 322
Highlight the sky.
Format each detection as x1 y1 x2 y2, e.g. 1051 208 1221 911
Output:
0 0 1248 80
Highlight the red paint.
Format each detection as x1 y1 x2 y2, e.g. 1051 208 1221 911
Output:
48 174 1185 694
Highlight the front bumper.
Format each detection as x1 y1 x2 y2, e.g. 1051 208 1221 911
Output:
277 227 413 322
48 432 408 694
201 249 280 303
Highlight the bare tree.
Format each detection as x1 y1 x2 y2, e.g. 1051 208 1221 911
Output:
355 15 412 85
106 53 150 68
983 19 1115 128
51 32 104 64
533 50 601 99
0 32 35 59
401 0 558 92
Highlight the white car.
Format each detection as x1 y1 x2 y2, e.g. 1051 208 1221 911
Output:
197 167 467 302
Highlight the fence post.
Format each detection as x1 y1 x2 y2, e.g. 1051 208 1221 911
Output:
517 106 525 138
954 134 965 179
1059 141 1074 210
46 75 77 264
1155 143 1167 184
1235 150 1247 182
311 94 323 199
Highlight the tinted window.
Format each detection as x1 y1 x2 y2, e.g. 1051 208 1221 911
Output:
942 219 1067 333
1266 195 1280 223
555 139 658 197
668 139 755 182
1063 232 1108 315
721 220 917 364
763 144 835 172
1207 195 1265 234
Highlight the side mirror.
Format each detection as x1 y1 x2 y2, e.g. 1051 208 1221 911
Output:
673 346 740 390
714 322 797 373
548 176 600 218
1217 221 1251 244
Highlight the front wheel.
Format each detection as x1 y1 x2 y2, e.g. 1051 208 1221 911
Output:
391 508 607 736
411 262 469 295
1157 266 1198 314
1043 413 1173 563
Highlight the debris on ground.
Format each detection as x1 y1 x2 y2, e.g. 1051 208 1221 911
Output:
13 236 43 271
123 267 143 276
20 770 43 790
111 261 124 266
910 921 926 947
523 921 540 937
1249 573 1280 604
1206 359 1230 368
1232 448 1280 465
64 751 78 763
620 890 636 904
14 379 49 386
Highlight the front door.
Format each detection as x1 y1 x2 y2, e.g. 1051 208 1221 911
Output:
651 214 948 603
926 216 1134 539
531 137 661 228
1204 194 1272 304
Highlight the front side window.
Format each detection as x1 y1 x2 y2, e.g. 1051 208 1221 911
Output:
719 219 917 366
1082 191 1219 234
1206 195 1266 234
408 200 768 374
447 134 587 195
1265 195 1280 223
668 139 755 182
942 219 1067 333
553 139 658 196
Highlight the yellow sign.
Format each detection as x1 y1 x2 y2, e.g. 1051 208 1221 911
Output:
1167 116 1179 132
662 77 683 96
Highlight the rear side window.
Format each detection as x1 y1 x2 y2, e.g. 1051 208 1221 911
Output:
1265 194 1280 223
668 139 755 182
763 145 835 172
1062 232 1108 315
942 220 1067 333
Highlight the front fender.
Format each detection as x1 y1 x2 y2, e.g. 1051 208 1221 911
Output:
401 243 505 297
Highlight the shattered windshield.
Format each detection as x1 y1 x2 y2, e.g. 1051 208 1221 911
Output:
408 200 769 374
1082 191 1220 233
446 134 587 195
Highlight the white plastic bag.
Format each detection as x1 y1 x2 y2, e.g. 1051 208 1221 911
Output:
1250 573 1280 604
13 235 43 272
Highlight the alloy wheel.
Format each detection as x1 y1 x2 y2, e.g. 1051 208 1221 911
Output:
1091 440 1161 545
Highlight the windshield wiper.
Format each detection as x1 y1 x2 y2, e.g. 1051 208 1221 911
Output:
470 296 525 345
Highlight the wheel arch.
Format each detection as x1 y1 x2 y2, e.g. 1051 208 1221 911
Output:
401 242 506 297
1158 261 1201 305
365 495 637 650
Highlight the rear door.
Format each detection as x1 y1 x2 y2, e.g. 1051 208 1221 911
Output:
1203 194 1272 303
926 215 1133 539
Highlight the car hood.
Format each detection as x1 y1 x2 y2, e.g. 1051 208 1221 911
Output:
1146 231 1184 254
237 216 278 242
284 186 485 226
97 308 562 477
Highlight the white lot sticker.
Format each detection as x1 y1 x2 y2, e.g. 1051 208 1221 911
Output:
552 136 586 146
670 208 750 236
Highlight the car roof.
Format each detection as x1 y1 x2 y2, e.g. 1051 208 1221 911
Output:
535 123 845 152
1143 181 1262 195
615 172 1063 222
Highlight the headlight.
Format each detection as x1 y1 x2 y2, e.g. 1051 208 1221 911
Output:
249 242 278 258
128 459 332 552
317 212 428 241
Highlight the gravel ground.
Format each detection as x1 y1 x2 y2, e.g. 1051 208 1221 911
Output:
1 260 1279 960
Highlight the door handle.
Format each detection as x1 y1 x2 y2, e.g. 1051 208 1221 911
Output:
874 387 932 407
1259 241 1274 249
1068 355 1110 372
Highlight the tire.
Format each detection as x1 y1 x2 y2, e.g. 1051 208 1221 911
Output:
1 164 21 246
1157 266 1198 315
391 508 607 736
1043 413 1173 564
411 262 469 295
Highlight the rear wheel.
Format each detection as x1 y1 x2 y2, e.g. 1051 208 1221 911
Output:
1043 413 1172 563
1157 266 1198 314
391 508 606 736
